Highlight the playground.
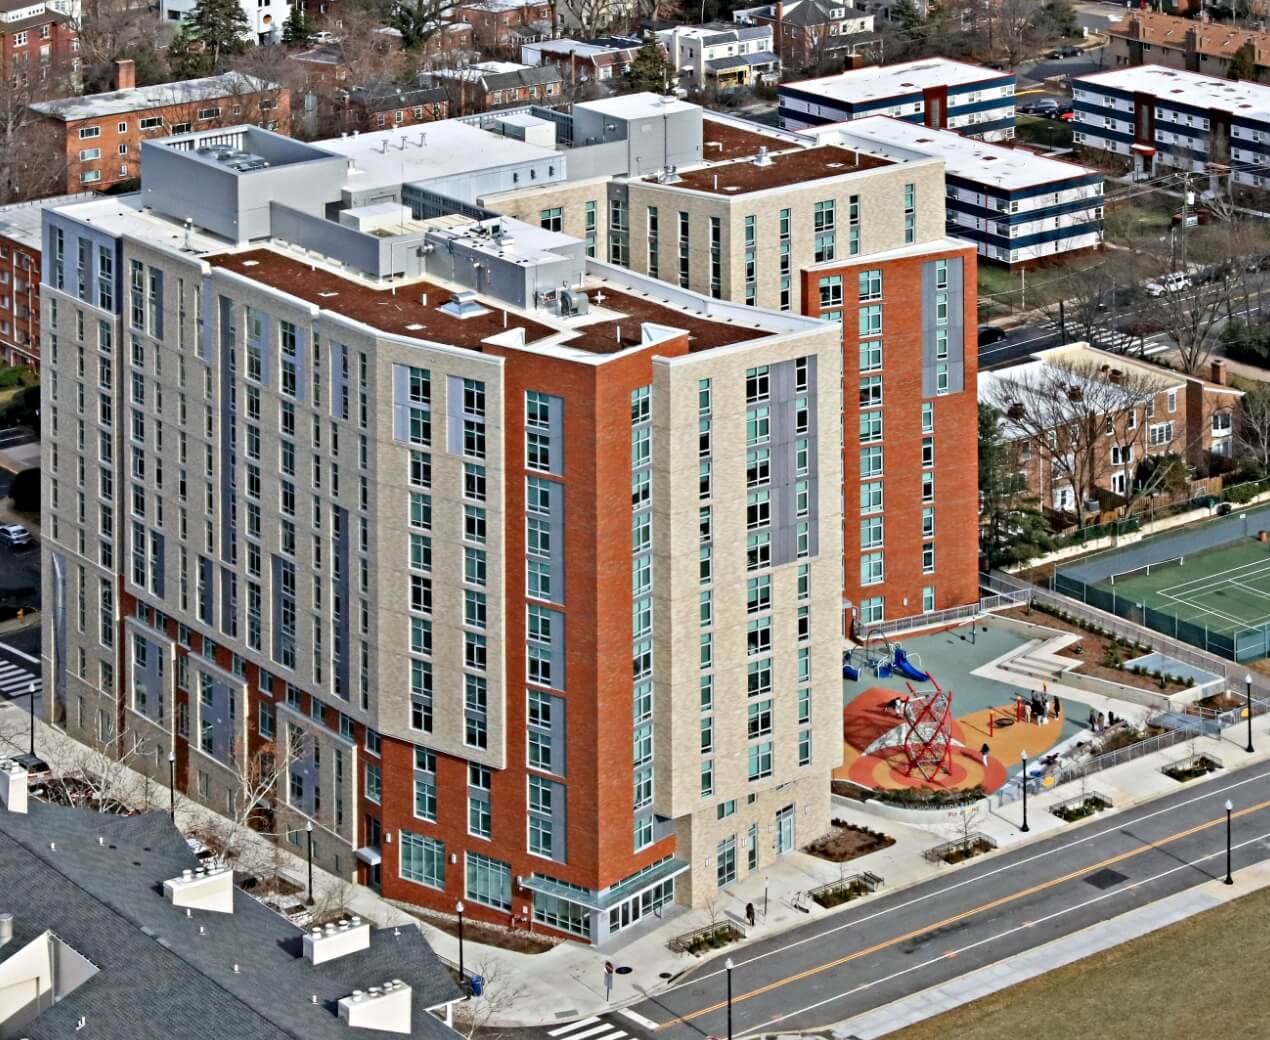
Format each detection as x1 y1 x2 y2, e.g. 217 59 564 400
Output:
838 625 1083 796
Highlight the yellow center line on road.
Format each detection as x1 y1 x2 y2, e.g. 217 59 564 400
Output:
655 798 1270 1030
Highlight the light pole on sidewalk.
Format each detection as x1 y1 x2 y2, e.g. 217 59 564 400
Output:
167 750 176 821
305 820 315 906
456 900 466 985
1225 800 1234 886
1246 674 1255 754
725 958 735 1040
1020 750 1030 832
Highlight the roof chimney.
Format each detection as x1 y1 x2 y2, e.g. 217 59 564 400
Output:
1211 358 1228 385
164 864 234 914
338 980 413 1034
304 917 371 965
0 760 28 814
115 58 136 91
0 912 12 948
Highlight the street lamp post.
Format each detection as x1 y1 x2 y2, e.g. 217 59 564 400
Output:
1246 674 1255 754
1225 800 1234 885
305 821 315 906
725 958 735 1040
456 901 466 985
167 751 176 821
1020 750 1030 832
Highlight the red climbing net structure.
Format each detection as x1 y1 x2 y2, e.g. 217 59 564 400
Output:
899 678 953 780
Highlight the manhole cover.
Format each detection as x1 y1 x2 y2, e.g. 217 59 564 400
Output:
1085 868 1127 890
615 966 633 975
658 972 673 980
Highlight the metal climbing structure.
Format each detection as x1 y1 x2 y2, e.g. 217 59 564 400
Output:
899 678 954 780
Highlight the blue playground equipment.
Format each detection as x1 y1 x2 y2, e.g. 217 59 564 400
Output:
845 630 931 683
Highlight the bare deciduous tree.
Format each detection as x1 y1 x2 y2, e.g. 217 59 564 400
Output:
451 958 530 1040
1237 383 1270 474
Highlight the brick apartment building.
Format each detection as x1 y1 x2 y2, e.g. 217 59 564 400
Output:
1107 10 1270 79
30 61 290 192
428 61 562 113
979 344 1241 514
453 0 553 53
0 192 92 369
0 0 78 90
339 83 450 132
482 104 981 630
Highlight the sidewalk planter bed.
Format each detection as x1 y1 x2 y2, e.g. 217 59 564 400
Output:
808 871 885 909
1050 792 1112 822
804 819 895 863
671 922 743 955
923 832 998 865
874 784 985 810
1163 754 1223 783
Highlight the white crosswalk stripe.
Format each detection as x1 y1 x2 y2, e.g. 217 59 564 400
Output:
0 659 39 697
564 1025 623 1040
549 1018 601 1037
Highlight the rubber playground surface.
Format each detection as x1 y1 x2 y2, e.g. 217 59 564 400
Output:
1096 537 1270 636
837 627 1082 795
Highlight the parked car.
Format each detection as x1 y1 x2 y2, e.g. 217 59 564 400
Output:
312 30 339 43
1144 272 1192 297
0 524 30 547
978 324 1007 347
1059 111 1076 122
1022 98 1059 115
1061 45 1082 57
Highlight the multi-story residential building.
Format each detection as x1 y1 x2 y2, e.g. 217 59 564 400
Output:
30 64 290 192
1072 64 1270 190
656 24 779 92
805 116 1105 266
779 58 1016 141
453 0 553 52
0 192 92 368
160 0 287 43
339 83 450 133
731 1 879 70
40 114 847 946
979 343 1241 512
428 61 563 114
1107 10 1270 80
0 0 78 90
480 106 981 629
520 37 642 84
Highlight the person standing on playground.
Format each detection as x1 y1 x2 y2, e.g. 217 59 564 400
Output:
980 742 990 767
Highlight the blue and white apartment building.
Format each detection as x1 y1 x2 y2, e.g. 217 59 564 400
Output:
779 58 1016 142
804 115 1104 266
1073 64 1270 189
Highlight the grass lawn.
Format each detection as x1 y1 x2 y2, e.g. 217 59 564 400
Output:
1015 114 1072 151
1106 190 1177 238
977 248 1105 319
890 885 1270 1040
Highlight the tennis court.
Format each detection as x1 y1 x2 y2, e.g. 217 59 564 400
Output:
1097 538 1270 636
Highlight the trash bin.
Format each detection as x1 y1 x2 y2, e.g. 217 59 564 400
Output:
469 975 484 997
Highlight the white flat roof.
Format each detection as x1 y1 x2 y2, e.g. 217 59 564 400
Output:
783 58 1007 105
810 115 1097 190
1076 64 1270 120
576 92 697 119
51 194 231 255
315 120 561 192
30 72 273 121
0 192 96 249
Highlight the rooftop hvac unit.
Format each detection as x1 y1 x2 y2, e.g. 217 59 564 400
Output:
559 288 589 317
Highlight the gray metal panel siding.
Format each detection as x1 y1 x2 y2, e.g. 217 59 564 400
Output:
220 567 236 636
151 530 166 599
219 295 236 563
334 506 351 701
920 257 965 397
151 268 164 340
271 554 284 663
203 674 235 763
198 555 215 626
133 632 165 724
392 363 411 441
51 550 67 711
770 357 817 566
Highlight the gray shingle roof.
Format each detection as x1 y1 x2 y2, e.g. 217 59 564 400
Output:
0 800 462 1040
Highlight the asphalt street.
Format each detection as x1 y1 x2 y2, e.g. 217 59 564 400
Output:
619 762 1270 1039
978 324 1063 370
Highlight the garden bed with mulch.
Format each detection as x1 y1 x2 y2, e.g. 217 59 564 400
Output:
804 819 895 863
1163 754 1223 783
404 907 557 954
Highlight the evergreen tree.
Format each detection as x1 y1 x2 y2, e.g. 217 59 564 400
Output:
281 5 313 46
189 0 251 71
167 24 213 80
625 38 672 95
1229 45 1257 83
979 404 1055 570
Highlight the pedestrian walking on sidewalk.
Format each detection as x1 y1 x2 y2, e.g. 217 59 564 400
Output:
746 902 756 927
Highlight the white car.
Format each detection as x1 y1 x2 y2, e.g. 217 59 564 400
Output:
1144 273 1191 297
0 523 30 547
312 30 339 43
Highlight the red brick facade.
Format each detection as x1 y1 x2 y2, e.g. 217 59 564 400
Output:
802 241 980 629
0 231 41 369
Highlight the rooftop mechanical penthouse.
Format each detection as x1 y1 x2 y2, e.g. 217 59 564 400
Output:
40 121 847 945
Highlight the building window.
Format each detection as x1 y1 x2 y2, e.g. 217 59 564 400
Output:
465 851 512 910
539 207 563 232
400 831 445 889
747 741 773 781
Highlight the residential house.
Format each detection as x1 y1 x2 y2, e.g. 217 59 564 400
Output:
520 36 642 84
656 24 779 92
453 0 554 53
0 0 77 92
732 0 880 70
339 83 450 132
428 61 563 113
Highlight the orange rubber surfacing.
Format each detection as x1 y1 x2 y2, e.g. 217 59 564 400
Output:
836 687 1066 794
